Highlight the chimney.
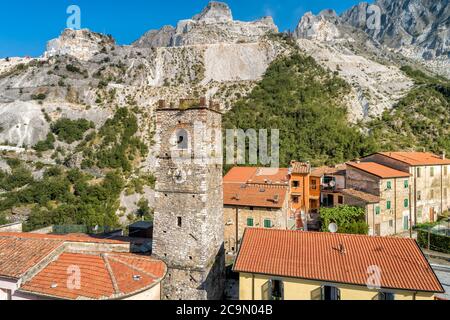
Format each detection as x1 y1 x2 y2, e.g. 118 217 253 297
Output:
200 97 207 106
338 243 346 255
442 151 446 160
273 194 279 203
158 99 166 109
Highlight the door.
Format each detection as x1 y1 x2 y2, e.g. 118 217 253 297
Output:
403 216 409 231
430 208 435 223
375 224 381 236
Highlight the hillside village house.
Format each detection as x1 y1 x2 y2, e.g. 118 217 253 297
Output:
346 162 412 236
0 232 166 300
362 152 450 224
311 164 347 208
234 228 444 300
223 167 290 254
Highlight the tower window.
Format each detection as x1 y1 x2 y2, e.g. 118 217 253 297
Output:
177 217 182 227
176 129 188 149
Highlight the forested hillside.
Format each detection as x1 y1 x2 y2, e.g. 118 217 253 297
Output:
223 53 376 167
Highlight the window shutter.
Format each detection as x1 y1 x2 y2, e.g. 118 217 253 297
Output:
261 281 271 300
311 287 323 300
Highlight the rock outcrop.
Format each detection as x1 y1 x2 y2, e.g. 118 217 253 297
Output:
133 1 278 47
341 0 449 78
45 29 116 61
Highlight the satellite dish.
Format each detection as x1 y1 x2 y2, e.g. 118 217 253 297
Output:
329 180 336 188
328 223 338 233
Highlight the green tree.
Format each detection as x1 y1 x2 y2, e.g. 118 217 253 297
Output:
223 53 375 167
320 205 369 235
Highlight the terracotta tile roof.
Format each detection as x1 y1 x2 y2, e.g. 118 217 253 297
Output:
20 252 166 300
311 164 347 177
377 152 450 166
224 167 289 185
223 183 288 208
234 228 444 293
347 162 410 179
340 189 380 204
290 162 311 175
0 236 64 279
0 232 128 244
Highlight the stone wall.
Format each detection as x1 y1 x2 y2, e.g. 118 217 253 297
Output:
346 167 411 236
152 102 224 300
223 197 289 254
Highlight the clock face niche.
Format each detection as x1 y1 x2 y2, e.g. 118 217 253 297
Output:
173 168 187 184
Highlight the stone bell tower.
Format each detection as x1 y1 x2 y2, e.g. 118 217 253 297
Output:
152 98 225 300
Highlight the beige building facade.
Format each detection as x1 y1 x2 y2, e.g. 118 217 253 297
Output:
362 152 450 225
223 184 289 254
346 162 411 236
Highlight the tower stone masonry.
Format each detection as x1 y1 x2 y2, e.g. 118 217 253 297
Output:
152 98 225 300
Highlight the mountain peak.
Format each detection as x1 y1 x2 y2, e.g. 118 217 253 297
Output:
193 1 233 23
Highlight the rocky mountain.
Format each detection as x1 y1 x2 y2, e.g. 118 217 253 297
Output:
294 10 414 121
341 0 449 78
133 1 277 47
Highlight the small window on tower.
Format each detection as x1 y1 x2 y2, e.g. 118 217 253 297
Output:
177 217 182 227
176 129 188 150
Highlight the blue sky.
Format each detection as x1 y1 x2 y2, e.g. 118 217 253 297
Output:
0 0 364 58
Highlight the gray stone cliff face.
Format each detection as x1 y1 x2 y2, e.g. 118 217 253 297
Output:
133 1 278 48
341 0 449 77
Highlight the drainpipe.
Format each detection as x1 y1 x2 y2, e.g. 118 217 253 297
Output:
373 204 375 236
252 274 255 300
414 167 417 225
441 165 443 215
236 208 239 252
394 179 397 234
409 181 413 238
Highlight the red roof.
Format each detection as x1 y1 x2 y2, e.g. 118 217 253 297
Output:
0 232 128 244
224 167 289 185
234 228 444 293
224 184 288 209
20 252 166 300
0 233 166 300
377 152 450 166
311 164 347 177
347 162 410 179
290 162 311 174
0 236 63 279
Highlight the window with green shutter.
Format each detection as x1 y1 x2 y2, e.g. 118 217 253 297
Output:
404 199 409 208
387 201 391 210
247 218 254 227
387 181 392 189
375 206 381 215
264 219 272 228
404 180 409 188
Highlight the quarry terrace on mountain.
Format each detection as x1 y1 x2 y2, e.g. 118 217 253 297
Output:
0 0 449 303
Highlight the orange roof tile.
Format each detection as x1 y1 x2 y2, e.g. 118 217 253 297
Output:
347 162 410 179
340 189 380 204
20 252 166 300
234 228 444 293
0 232 128 245
224 167 289 185
0 236 63 279
311 164 347 177
290 162 311 175
224 183 288 208
377 152 450 166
